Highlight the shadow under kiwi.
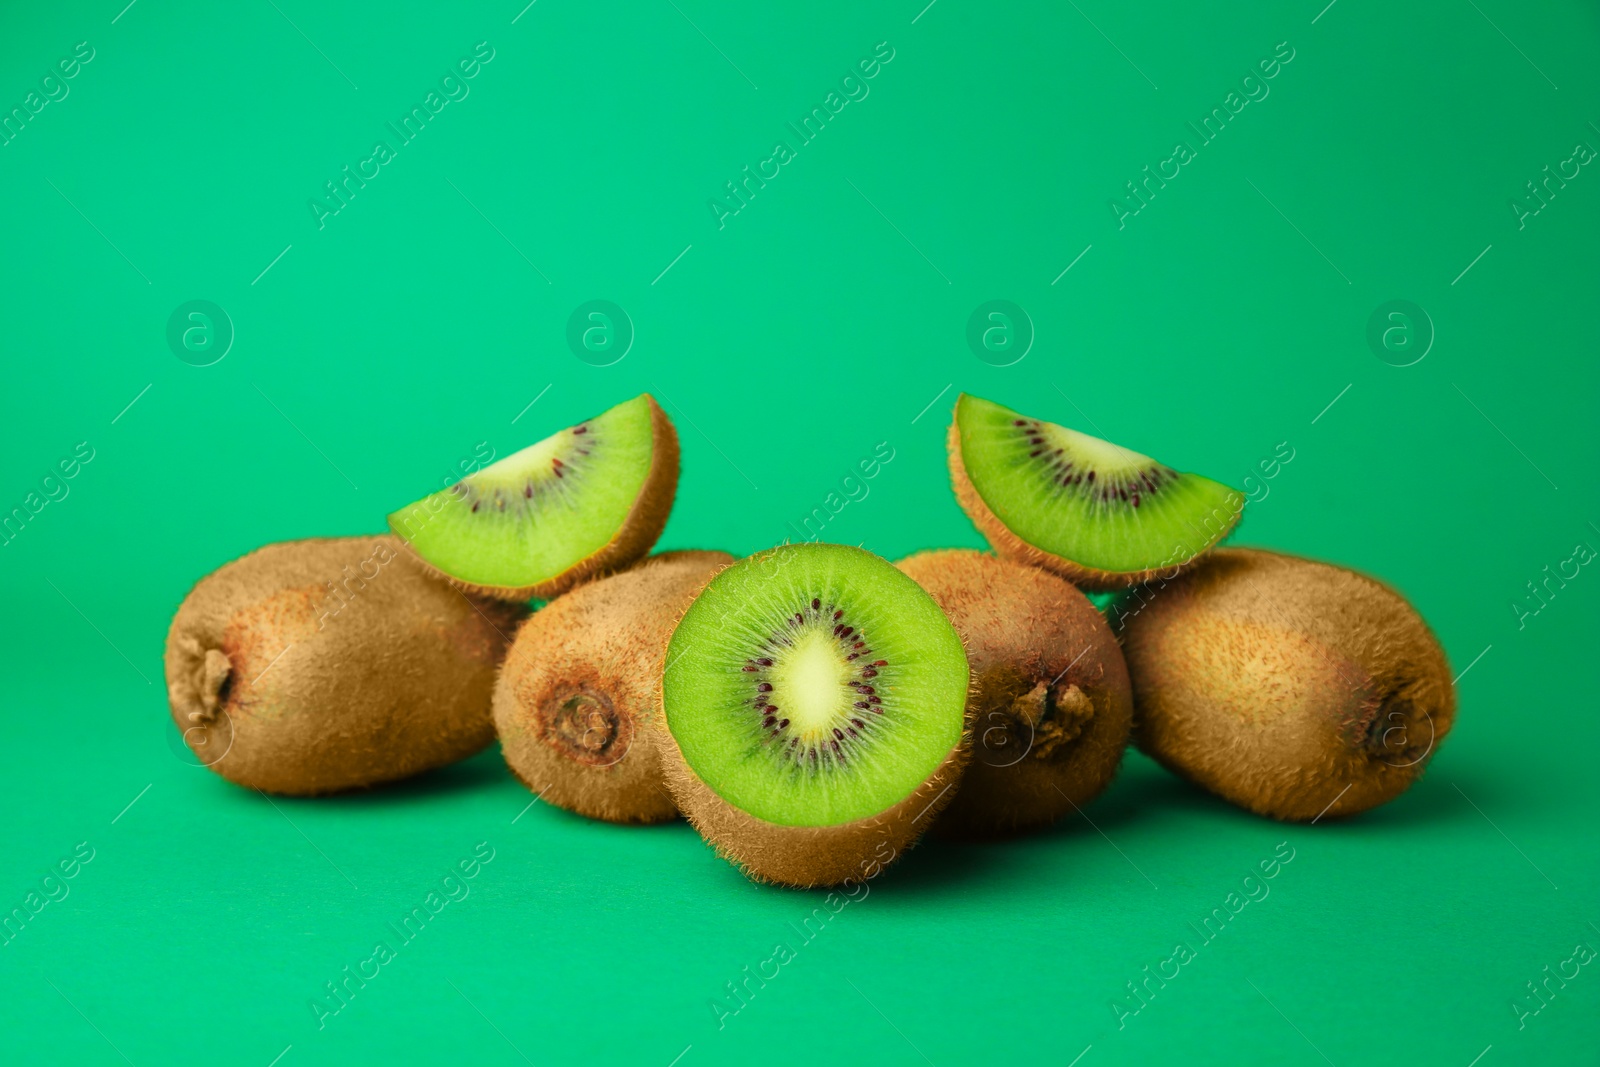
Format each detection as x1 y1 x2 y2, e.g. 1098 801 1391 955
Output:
846 833 995 898
858 757 1173 897
1325 762 1518 832
305 744 514 807
924 750 1196 847
1090 748 1512 833
1086 754 1259 828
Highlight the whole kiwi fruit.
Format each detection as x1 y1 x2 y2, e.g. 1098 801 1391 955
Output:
164 536 526 795
1116 547 1455 821
493 549 735 824
897 550 1133 836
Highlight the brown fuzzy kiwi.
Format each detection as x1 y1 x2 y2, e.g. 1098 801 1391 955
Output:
897 550 1133 836
164 536 526 795
1116 547 1455 821
492 550 735 823
659 737 968 887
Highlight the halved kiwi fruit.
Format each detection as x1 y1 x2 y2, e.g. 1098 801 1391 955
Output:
897 550 1132 837
1116 547 1455 821
493 549 735 824
388 393 679 600
661 543 971 887
948 393 1244 591
164 536 526 795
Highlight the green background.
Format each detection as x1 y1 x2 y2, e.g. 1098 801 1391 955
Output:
2 0 1596 1063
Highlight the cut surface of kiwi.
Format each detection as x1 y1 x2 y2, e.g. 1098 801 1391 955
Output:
949 393 1243 590
662 543 970 885
388 393 678 600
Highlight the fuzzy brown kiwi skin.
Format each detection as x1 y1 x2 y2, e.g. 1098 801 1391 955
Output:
492 550 735 824
897 549 1133 838
946 416 1237 593
164 536 527 796
659 723 970 888
1116 547 1456 822
400 394 681 602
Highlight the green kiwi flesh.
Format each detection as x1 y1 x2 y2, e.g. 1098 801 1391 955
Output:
387 393 679 600
950 393 1243 590
661 543 970 886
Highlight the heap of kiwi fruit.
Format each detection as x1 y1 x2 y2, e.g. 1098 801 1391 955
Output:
165 390 1455 888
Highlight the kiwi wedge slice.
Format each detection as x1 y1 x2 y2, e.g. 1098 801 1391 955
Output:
661 543 970 887
388 393 679 600
948 393 1243 591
